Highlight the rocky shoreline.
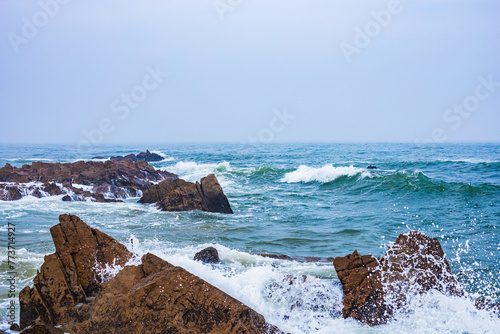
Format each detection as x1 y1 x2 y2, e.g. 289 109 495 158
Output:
0 152 234 213
12 213 491 333
17 214 281 334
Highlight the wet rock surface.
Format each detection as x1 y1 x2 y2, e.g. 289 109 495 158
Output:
19 214 280 334
334 231 463 326
19 214 132 329
139 173 233 213
194 247 220 263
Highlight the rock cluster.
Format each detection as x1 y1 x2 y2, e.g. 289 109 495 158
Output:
333 231 463 325
19 214 280 334
99 149 164 162
139 173 233 213
0 159 176 201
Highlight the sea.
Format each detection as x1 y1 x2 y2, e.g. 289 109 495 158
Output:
0 143 499 333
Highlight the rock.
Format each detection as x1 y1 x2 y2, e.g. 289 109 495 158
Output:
19 214 132 329
19 319 63 334
367 165 377 169
139 173 233 214
61 195 71 201
333 231 462 326
10 323 21 331
475 298 500 317
20 215 281 334
66 253 281 333
43 183 63 196
110 150 164 162
0 184 22 200
19 318 63 334
0 160 176 201
194 247 220 263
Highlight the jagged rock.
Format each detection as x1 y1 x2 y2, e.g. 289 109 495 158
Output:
108 150 164 162
43 183 63 196
333 231 462 326
0 184 22 200
139 173 233 214
10 323 20 331
19 214 132 329
19 215 281 334
0 160 176 201
67 253 281 333
19 318 63 334
194 247 220 263
367 165 377 169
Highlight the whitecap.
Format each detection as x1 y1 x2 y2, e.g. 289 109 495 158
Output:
281 165 370 183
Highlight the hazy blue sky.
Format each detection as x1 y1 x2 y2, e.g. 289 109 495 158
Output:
1 0 499 146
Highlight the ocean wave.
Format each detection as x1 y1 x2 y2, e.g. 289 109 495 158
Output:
118 240 500 334
150 150 175 161
281 165 371 183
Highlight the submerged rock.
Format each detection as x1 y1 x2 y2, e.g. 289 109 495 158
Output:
333 231 462 326
139 173 233 214
19 214 280 334
367 165 377 169
194 247 220 263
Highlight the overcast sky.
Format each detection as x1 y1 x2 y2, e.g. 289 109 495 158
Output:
1 0 499 145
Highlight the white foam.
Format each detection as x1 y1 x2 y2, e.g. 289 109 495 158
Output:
150 150 175 161
120 240 500 333
281 165 370 183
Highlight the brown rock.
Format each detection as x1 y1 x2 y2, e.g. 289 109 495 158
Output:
43 183 63 196
10 323 21 331
334 231 462 326
20 215 281 334
0 184 22 200
67 253 280 334
19 318 63 334
0 160 176 201
194 247 220 263
139 173 233 213
20 214 132 329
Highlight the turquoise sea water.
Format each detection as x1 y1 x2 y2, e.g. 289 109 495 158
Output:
0 143 499 333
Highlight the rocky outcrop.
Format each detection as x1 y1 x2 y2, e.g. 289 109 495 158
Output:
101 150 164 162
19 214 280 334
139 173 233 214
19 214 132 329
0 159 176 201
194 247 220 263
333 231 462 326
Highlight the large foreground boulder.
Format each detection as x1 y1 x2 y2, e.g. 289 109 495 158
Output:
139 173 233 213
333 231 463 326
19 214 280 333
68 253 280 333
19 214 132 328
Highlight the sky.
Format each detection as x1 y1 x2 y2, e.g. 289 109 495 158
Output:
0 0 499 146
